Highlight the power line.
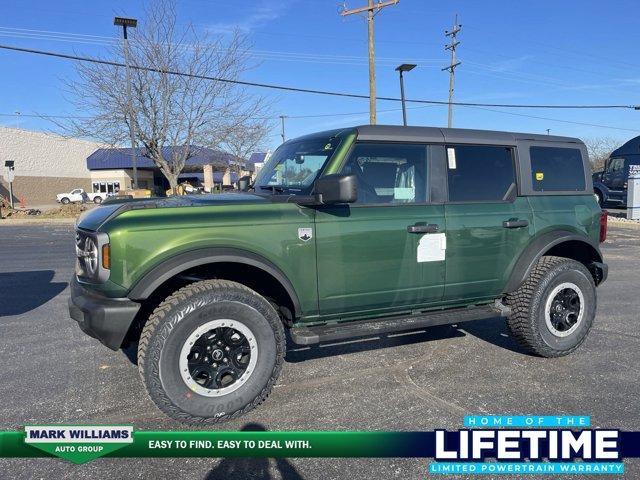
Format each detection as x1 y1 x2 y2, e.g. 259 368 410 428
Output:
0 43 638 110
460 105 640 133
0 26 444 67
3 103 639 134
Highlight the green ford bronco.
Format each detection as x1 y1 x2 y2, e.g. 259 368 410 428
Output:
69 125 608 423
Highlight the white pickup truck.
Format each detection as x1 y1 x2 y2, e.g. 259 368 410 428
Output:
56 188 105 205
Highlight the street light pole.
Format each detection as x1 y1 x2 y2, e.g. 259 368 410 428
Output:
4 160 15 209
395 64 416 126
114 16 139 189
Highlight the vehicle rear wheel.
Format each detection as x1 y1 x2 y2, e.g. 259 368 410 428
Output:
93 196 103 204
137 280 285 424
60 197 70 205
505 256 596 357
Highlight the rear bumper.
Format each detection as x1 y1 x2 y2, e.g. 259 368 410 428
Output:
68 276 140 350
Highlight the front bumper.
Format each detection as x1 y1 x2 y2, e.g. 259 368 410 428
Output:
68 276 140 350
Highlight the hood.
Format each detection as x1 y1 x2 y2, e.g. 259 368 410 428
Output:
76 192 268 231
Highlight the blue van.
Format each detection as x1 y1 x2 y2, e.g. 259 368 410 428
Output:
593 135 640 206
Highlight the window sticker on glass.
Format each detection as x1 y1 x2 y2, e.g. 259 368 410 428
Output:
447 148 457 169
536 172 544 181
394 187 415 200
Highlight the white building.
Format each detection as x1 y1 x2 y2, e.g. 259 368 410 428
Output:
0 126 102 206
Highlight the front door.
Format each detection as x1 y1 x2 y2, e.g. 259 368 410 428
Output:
442 144 533 302
315 142 445 319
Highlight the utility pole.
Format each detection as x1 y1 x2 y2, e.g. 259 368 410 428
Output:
442 14 461 128
114 17 139 188
546 129 551 135
341 0 399 125
279 115 287 143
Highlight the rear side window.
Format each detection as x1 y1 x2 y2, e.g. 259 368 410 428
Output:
530 146 585 191
446 145 516 202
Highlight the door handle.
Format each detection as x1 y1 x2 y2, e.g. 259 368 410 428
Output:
503 219 529 229
407 223 439 234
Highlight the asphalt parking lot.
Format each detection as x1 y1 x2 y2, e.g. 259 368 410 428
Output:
0 222 638 479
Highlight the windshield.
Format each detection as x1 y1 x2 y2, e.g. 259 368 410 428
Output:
253 135 341 194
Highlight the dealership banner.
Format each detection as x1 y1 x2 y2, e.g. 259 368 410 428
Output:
1 416 639 471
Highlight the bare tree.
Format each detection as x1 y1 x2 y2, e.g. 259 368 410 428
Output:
583 137 621 171
61 0 271 190
216 118 272 177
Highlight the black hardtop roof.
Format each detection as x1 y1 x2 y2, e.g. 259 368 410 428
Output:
610 135 640 157
354 124 582 145
284 125 583 147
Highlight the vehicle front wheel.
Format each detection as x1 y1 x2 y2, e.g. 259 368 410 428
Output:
137 280 285 424
60 197 70 205
505 256 596 357
594 190 603 207
93 196 103 204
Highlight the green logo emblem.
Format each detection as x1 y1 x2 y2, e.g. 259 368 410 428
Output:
24 426 133 464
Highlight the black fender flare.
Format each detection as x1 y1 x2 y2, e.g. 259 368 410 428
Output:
127 247 301 316
504 231 604 293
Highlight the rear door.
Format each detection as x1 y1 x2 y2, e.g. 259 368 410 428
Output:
442 143 534 302
315 142 446 318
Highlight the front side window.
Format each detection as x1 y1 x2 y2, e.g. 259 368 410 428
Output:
607 157 625 173
339 143 427 204
530 146 586 191
447 145 515 202
253 136 342 194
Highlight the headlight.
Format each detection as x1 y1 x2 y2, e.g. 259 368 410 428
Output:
76 229 110 283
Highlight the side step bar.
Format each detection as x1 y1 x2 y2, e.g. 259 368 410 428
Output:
289 302 509 346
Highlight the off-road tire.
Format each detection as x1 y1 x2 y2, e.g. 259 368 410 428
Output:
505 256 596 358
60 197 70 205
138 280 286 424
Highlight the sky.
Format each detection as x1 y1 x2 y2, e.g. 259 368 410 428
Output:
1 0 640 150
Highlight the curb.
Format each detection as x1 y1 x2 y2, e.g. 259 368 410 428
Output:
0 217 77 225
607 217 640 230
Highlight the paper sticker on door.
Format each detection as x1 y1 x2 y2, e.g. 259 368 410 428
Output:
417 233 446 262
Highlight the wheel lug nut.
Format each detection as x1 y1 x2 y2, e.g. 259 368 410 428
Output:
225 346 230 351
223 358 228 363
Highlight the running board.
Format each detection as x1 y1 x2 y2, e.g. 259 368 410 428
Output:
289 302 508 346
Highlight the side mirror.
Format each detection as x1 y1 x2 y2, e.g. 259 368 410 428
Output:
315 174 357 204
238 175 252 191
